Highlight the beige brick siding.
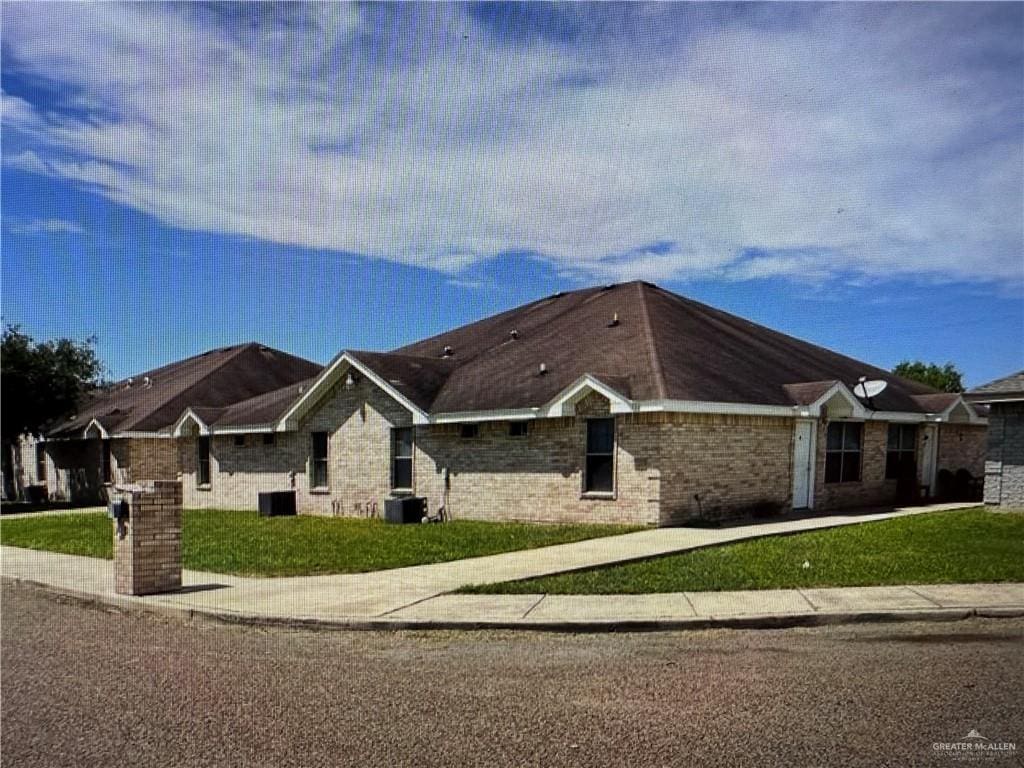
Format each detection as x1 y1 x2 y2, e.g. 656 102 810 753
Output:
414 415 661 526
936 424 986 478
180 376 414 513
181 432 306 510
128 438 179 482
653 413 794 524
48 378 993 522
814 421 894 510
41 438 104 503
112 480 183 595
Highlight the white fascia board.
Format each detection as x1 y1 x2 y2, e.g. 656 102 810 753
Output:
171 409 209 437
541 374 633 418
937 396 988 425
110 431 175 439
635 400 799 417
209 425 276 435
276 351 429 430
430 408 540 424
82 418 110 439
966 396 1023 405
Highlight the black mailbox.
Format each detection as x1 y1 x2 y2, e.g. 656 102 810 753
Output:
108 500 129 520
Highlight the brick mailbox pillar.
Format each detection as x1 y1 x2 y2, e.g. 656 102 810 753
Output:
111 480 183 595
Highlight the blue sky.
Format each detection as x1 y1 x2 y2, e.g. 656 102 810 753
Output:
2 2 1022 386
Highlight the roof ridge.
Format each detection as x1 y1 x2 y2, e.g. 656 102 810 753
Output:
636 282 668 399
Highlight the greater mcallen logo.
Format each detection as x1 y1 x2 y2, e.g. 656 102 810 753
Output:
933 730 1017 761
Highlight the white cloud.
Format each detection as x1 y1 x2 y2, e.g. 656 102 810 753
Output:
2 4 1020 288
7 217 85 235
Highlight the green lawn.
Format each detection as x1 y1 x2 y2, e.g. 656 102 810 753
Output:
461 509 1024 594
0 510 641 577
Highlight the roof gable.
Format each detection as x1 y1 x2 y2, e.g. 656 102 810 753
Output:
50 343 321 437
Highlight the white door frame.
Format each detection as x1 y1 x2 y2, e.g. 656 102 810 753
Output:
920 423 939 497
792 419 816 510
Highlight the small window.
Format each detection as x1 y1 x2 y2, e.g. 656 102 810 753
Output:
392 427 413 490
885 424 917 480
509 421 529 438
262 433 275 446
102 439 112 484
585 418 615 494
35 444 47 483
459 423 479 439
824 422 862 484
233 435 245 447
197 436 211 486
311 432 329 489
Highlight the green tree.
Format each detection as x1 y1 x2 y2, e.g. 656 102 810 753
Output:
892 360 964 393
1 324 106 498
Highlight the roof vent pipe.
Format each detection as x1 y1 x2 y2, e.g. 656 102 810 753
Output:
143 376 152 388
608 312 620 327
539 363 547 375
510 329 519 340
442 345 454 357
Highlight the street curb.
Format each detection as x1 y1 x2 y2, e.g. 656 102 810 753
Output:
6 576 1023 634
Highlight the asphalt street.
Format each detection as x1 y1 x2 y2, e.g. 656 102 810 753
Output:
2 581 1022 768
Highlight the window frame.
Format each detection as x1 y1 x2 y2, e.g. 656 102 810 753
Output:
583 417 616 496
824 421 863 484
310 431 329 490
391 427 414 491
233 435 245 448
459 423 480 439
509 421 529 438
262 433 275 446
885 423 917 480
196 435 211 487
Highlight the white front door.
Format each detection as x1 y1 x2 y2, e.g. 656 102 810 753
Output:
792 420 815 509
920 423 939 497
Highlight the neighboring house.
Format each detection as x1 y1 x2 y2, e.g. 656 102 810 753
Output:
38 343 322 503
30 282 987 524
965 371 1024 509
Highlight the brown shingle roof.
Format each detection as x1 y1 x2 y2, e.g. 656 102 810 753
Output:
49 343 321 437
385 281 943 414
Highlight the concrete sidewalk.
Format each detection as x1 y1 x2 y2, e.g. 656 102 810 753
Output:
4 501 1021 631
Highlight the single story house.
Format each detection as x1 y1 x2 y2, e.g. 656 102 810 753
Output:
965 371 1024 509
29 281 987 525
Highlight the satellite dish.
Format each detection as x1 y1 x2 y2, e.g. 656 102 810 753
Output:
853 377 888 399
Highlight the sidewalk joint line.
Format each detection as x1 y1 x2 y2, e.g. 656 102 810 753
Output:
681 591 698 616
905 585 943 608
795 588 819 612
521 594 546 619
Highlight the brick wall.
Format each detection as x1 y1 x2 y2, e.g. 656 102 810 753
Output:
43 439 104 503
112 480 182 595
182 432 305 510
814 421 895 510
180 376 414 514
984 402 1024 508
937 423 986 477
653 412 794 524
129 438 179 482
414 411 661 526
